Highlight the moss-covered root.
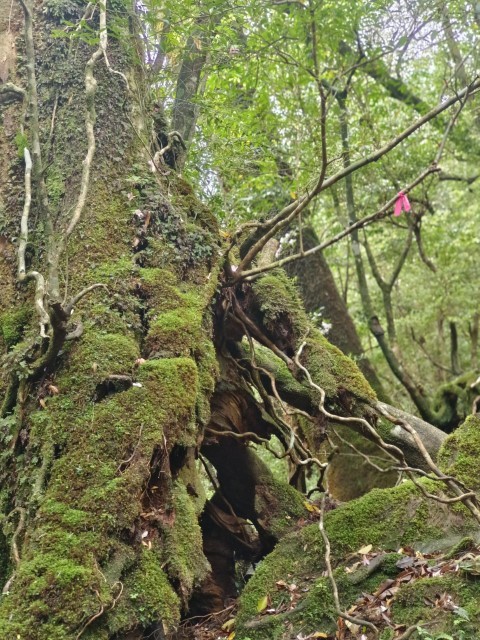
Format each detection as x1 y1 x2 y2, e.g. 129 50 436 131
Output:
438 414 480 491
251 271 376 404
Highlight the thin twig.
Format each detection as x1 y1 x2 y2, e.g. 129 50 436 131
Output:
65 283 108 314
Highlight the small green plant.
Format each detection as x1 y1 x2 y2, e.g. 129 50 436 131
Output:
416 612 469 640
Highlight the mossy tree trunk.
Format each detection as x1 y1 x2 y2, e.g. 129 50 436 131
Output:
0 1 222 637
0 2 467 639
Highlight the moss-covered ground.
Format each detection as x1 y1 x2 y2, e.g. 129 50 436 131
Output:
235 417 480 639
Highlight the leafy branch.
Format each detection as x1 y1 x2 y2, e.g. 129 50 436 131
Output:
230 77 480 281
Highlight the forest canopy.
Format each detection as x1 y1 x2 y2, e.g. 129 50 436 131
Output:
0 0 479 639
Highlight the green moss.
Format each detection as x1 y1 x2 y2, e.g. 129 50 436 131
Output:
252 271 376 404
237 478 476 635
147 307 202 355
438 415 480 491
93 256 137 282
390 574 480 634
137 358 199 443
304 329 376 402
66 187 133 293
85 303 137 336
195 336 219 425
236 555 403 639
2 352 202 637
41 500 90 528
253 270 309 343
432 372 480 428
0 305 31 348
141 267 209 357
252 344 312 401
53 330 139 405
177 456 207 515
14 130 28 158
140 267 183 310
107 549 180 634
0 552 106 638
162 480 210 601
45 166 65 206
255 477 307 539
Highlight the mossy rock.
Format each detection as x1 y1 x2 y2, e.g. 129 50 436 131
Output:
390 574 480 636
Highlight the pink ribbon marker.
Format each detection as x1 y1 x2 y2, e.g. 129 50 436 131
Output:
394 191 411 217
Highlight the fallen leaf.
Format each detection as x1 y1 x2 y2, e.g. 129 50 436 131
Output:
357 544 372 555
222 618 235 631
257 595 269 613
303 501 320 513
345 620 359 634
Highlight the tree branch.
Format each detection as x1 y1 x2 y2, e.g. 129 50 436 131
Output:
235 165 438 281
233 76 480 278
234 86 328 274
65 283 108 315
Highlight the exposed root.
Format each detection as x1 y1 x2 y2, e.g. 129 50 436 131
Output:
75 589 104 640
1 507 26 595
376 402 480 524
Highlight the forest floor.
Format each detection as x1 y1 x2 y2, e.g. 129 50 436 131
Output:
176 541 480 640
